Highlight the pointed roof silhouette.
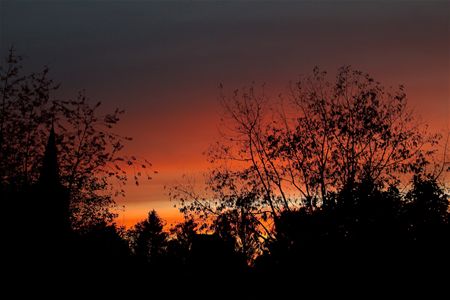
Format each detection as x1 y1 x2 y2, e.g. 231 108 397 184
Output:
39 124 60 187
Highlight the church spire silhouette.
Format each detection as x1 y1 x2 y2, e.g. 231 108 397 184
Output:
39 123 60 187
38 124 72 234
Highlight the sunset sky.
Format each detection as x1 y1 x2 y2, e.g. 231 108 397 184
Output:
1 0 448 228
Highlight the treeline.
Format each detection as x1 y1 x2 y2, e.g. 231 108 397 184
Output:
77 175 449 277
8 173 448 293
2 50 449 294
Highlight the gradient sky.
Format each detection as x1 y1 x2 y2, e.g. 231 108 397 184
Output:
1 0 448 227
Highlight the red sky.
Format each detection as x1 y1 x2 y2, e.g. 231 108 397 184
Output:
1 1 448 228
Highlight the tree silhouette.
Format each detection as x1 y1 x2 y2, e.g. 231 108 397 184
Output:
128 210 168 266
213 206 262 264
404 174 449 243
169 172 272 264
0 48 153 230
278 67 439 203
166 218 197 267
0 48 58 189
172 66 447 267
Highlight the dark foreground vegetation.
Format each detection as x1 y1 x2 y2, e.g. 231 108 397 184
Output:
2 49 448 296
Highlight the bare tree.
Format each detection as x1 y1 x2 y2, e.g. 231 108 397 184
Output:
171 66 442 261
279 66 440 207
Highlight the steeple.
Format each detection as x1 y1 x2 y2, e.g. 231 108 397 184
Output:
39 124 60 187
37 124 71 235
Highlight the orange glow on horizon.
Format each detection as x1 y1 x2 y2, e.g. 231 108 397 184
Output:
114 76 448 228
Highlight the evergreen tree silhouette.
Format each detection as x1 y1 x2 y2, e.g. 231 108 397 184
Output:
129 210 168 266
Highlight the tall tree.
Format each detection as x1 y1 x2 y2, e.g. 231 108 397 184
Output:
128 210 168 265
